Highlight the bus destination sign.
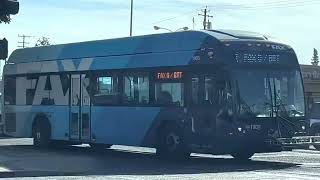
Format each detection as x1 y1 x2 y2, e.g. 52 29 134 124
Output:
156 72 183 80
235 52 283 64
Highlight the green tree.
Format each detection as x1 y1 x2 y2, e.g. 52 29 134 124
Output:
0 0 19 24
311 48 319 66
0 14 11 23
35 37 51 47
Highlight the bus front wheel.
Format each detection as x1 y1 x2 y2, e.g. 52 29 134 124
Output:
311 127 320 150
156 124 190 159
32 120 51 149
231 151 254 161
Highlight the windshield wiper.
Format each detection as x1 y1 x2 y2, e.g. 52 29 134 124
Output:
267 73 274 117
269 75 301 137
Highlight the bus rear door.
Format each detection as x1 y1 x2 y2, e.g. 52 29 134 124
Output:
70 74 91 141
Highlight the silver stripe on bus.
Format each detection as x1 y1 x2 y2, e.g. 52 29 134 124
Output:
7 58 94 75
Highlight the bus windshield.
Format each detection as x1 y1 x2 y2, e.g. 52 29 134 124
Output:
234 69 305 118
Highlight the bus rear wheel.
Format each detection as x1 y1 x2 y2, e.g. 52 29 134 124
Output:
32 120 51 149
156 124 190 160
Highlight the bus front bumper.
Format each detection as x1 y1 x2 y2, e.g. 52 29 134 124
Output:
277 136 320 149
232 135 283 153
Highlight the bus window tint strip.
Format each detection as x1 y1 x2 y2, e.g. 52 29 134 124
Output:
191 76 200 104
4 77 16 105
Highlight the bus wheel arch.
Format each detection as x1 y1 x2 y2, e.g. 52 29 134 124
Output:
156 120 190 159
89 143 112 151
231 149 255 161
310 124 320 135
32 113 51 148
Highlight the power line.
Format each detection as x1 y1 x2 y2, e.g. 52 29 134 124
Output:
151 8 200 25
18 34 32 48
208 0 318 8
147 0 320 29
208 0 320 11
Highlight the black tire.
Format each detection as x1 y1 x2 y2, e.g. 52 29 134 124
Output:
89 143 112 151
156 123 190 160
313 131 320 150
32 119 51 149
231 151 255 161
314 145 320 150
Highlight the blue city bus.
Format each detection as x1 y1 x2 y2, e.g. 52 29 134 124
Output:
2 30 306 160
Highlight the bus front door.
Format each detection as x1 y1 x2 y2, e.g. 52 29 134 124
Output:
188 75 219 146
70 74 91 141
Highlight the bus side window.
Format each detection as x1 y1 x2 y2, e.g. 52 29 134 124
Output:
191 76 200 105
123 73 149 105
204 76 232 107
92 75 119 105
4 76 16 105
205 76 216 105
157 91 173 105
155 82 184 106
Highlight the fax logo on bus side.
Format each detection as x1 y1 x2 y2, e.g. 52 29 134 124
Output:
15 58 93 106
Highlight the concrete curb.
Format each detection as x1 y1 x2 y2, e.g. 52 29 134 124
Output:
0 170 81 178
0 171 15 178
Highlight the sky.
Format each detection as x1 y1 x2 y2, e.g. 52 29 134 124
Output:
0 0 320 70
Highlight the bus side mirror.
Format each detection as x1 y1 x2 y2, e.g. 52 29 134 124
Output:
0 38 8 60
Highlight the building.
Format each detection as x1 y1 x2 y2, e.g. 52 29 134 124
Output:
300 64 320 116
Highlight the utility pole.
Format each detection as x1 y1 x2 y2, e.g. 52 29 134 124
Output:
198 6 213 30
18 34 32 48
130 0 133 36
192 17 195 30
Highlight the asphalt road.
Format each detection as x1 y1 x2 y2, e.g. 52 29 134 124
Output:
0 138 320 179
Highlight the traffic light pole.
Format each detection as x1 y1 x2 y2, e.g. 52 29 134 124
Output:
0 38 8 60
0 0 19 63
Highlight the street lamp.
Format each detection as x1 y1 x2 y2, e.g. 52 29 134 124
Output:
176 27 189 31
153 26 189 32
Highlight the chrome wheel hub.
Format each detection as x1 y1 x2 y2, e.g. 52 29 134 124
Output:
36 131 41 140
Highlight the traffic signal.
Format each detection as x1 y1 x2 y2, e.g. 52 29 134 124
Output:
0 38 8 60
0 0 19 15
